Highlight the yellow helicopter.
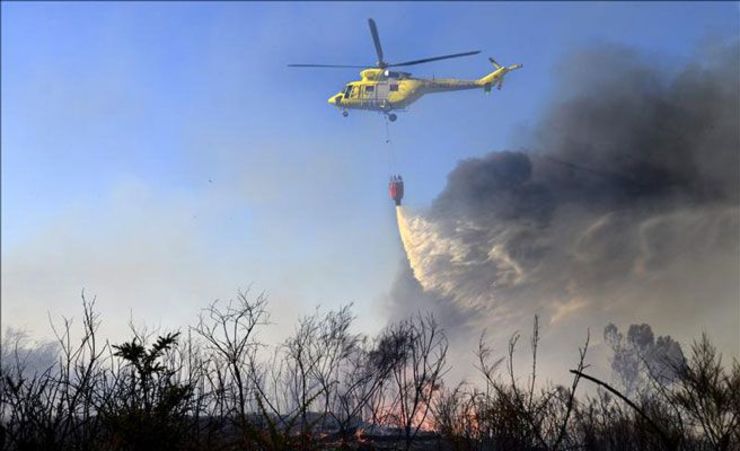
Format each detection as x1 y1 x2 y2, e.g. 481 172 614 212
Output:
289 18 522 121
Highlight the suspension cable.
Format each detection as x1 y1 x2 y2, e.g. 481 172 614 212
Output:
384 114 396 174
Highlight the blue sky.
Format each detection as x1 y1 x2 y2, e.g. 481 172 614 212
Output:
2 2 738 342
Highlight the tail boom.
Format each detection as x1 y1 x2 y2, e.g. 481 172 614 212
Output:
478 58 523 91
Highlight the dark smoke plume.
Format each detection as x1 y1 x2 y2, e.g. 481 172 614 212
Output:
389 41 740 372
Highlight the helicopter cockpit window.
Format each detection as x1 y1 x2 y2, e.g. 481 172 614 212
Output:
390 84 399 91
365 85 374 92
343 85 353 97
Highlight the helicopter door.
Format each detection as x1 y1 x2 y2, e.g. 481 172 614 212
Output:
362 85 375 107
375 81 390 107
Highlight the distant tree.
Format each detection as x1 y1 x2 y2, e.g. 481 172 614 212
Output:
1 328 58 378
604 322 685 395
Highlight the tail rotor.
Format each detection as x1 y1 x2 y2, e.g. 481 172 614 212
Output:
482 58 523 92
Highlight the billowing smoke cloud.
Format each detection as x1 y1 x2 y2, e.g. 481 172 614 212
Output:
390 41 740 373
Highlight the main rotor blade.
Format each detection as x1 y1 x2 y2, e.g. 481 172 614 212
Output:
288 64 368 68
368 18 385 66
388 50 481 67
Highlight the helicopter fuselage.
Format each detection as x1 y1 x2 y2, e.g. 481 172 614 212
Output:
327 64 519 113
